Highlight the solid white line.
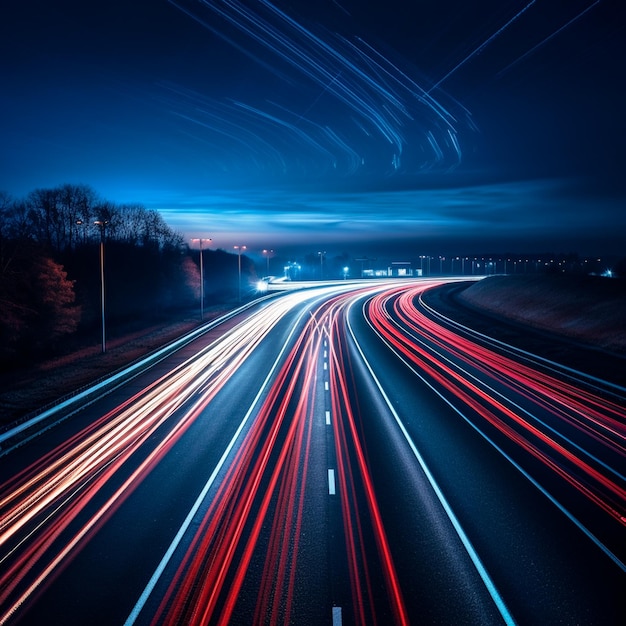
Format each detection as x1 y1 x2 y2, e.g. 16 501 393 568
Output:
347 299 517 626
124 299 320 624
328 469 336 495
0 304 263 451
418 290 626 395
379 293 626 572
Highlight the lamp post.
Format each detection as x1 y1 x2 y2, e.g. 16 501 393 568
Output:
419 255 425 275
262 249 273 276
75 218 84 247
234 245 247 302
318 251 325 280
191 237 212 320
94 219 108 353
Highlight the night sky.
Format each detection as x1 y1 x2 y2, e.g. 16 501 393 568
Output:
2 0 625 258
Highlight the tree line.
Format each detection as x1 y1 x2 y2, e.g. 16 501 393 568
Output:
0 184 256 370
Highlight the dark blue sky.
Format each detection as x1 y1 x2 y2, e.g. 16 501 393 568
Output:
1 0 625 257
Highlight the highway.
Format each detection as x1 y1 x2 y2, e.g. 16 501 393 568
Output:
0 279 624 625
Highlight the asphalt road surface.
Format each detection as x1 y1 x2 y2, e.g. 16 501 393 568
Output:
1 279 624 625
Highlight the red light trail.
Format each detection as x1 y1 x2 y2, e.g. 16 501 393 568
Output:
0 279 623 625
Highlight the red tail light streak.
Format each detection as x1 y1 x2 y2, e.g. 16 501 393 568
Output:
148 285 411 625
1 279 623 625
365 284 626 530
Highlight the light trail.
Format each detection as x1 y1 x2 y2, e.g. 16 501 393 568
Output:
345 287 516 626
150 308 323 624
496 1 603 78
1 278 623 623
326 295 410 625
166 0 470 177
364 284 626 537
428 1 539 92
0 289 329 624
143 283 413 624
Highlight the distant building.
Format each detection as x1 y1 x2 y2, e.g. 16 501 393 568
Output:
362 268 389 277
387 261 417 277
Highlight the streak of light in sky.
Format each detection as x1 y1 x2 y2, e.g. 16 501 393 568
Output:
1 0 624 256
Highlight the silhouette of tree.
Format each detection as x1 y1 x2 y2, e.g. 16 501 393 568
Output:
0 183 260 369
0 236 80 365
35 257 81 339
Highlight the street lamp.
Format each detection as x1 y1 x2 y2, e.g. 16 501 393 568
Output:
262 249 274 276
318 251 325 279
234 245 247 302
190 237 212 320
75 218 87 247
94 219 108 353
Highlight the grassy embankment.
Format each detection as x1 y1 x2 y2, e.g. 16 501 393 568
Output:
2 275 625 426
458 274 626 354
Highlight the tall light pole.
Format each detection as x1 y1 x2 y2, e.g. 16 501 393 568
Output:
262 249 273 276
94 219 108 353
318 251 325 280
75 218 86 247
191 237 211 320
234 245 247 302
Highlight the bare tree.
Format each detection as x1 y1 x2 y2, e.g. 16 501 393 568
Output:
22 184 101 252
27 187 62 250
61 183 99 248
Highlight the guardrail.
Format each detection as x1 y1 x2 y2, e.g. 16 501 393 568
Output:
0 296 276 454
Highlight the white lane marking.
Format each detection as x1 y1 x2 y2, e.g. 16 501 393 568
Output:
325 410 331 425
332 606 342 625
124 297 326 625
358 294 626 574
328 469 336 495
346 298 518 626
324 381 329 391
418 290 626 394
324 361 327 370
0 304 263 451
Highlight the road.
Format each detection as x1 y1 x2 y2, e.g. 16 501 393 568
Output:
0 279 624 625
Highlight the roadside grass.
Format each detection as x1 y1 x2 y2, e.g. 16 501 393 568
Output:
0 312 221 426
2 274 625 427
458 274 626 353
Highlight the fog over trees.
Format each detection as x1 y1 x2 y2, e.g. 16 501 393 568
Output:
0 185 255 369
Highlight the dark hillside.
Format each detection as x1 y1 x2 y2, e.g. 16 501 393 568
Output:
458 274 626 354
